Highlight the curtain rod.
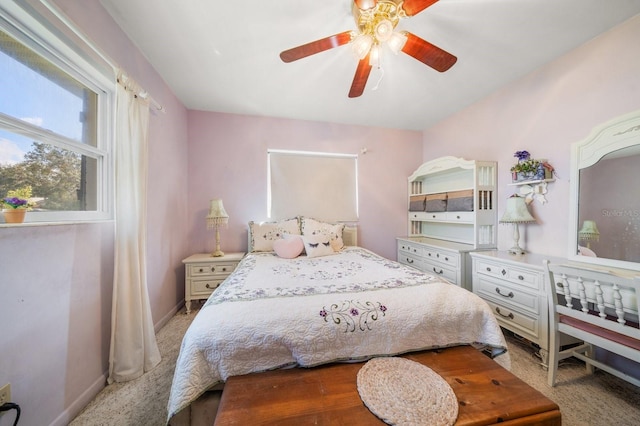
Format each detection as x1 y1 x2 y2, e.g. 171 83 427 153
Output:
40 0 166 113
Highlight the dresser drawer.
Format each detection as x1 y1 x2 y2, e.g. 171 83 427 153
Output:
445 211 473 223
475 276 539 315
398 252 424 270
398 241 423 256
475 259 540 290
423 247 459 268
423 259 458 284
188 262 237 277
483 298 541 341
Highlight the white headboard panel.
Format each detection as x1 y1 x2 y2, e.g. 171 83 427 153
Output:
343 225 358 247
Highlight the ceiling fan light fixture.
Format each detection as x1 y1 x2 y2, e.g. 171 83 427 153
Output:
369 44 380 68
374 19 394 42
352 34 373 59
387 31 407 54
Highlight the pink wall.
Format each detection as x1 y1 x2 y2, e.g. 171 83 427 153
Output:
187 112 423 260
0 1 189 425
422 14 640 258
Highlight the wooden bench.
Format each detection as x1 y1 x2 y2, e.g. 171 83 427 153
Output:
214 345 561 425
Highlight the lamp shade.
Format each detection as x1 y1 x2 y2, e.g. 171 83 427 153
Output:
500 196 535 224
206 199 229 229
578 220 600 241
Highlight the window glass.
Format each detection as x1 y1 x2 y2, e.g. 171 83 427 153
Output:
0 24 107 221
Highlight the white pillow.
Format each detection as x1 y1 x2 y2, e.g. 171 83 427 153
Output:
300 217 345 251
249 218 300 252
302 234 335 258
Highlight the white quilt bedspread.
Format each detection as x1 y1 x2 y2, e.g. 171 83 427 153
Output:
167 247 508 419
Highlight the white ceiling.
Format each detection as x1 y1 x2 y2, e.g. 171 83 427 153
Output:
99 0 640 131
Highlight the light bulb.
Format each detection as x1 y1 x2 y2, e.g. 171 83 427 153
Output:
387 31 407 54
375 19 394 42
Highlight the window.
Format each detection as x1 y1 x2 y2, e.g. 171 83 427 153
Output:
268 149 358 222
0 4 113 223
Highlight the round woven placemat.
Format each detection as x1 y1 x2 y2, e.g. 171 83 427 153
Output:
356 357 458 426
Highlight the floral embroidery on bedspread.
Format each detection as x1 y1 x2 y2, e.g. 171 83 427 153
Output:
204 247 438 306
320 300 387 332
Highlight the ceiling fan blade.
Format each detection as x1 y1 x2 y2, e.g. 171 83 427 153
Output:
401 32 457 72
280 31 353 63
348 54 373 98
401 0 439 17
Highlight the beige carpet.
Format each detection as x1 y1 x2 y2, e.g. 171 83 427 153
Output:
70 308 640 426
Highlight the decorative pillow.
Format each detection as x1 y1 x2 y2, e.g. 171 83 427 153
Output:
273 234 304 259
302 234 335 258
249 218 300 252
300 217 346 251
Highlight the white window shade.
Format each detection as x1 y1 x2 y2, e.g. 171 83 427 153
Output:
269 150 358 222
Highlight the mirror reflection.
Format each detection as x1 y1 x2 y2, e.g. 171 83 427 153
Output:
577 147 640 263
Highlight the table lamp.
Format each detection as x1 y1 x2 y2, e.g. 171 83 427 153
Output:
578 220 600 249
500 196 536 255
206 199 229 257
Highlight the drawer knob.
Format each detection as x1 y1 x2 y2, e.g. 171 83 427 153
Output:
444 257 449 261
436 253 440 258
433 267 444 275
495 307 514 320
501 269 507 276
222 267 227 272
486 267 491 272
205 283 212 289
517 275 524 280
495 287 515 298
432 215 436 218
199 268 204 273
456 215 461 219
211 267 216 272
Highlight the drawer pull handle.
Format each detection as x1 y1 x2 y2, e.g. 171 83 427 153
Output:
517 275 524 280
495 307 514 320
205 283 212 289
501 269 507 276
406 258 414 264
495 287 514 298
433 267 444 275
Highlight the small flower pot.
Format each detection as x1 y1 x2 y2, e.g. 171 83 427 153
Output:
3 209 26 223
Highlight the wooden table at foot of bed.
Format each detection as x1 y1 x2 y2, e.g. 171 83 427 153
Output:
214 345 561 426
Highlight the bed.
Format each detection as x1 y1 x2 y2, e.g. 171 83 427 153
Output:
167 217 509 420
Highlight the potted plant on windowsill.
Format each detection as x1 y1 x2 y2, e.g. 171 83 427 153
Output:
510 150 554 183
2 187 35 224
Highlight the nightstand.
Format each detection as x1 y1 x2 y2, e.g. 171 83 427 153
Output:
182 252 244 314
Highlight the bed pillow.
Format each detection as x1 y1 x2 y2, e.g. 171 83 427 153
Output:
300 217 346 251
249 218 301 252
273 234 304 259
302 234 335 258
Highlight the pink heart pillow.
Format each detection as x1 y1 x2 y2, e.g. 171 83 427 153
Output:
273 235 304 259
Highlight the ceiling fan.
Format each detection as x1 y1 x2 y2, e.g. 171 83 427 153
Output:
279 0 457 98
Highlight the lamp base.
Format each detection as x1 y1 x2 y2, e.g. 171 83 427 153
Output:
211 250 225 257
507 246 526 255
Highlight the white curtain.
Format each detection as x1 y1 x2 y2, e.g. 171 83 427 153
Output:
108 73 161 383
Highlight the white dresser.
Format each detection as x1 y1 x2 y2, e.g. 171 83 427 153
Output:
470 250 565 366
397 236 474 290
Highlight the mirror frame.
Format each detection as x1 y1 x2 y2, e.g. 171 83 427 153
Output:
568 109 640 271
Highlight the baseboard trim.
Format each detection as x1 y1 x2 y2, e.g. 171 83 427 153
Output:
49 372 108 426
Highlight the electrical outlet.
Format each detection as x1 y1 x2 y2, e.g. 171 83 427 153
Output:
0 383 10 406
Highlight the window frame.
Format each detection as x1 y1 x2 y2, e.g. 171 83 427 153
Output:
0 1 115 224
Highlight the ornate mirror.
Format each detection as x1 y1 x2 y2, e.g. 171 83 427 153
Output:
569 110 640 270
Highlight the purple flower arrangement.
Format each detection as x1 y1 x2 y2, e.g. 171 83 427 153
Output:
2 197 29 209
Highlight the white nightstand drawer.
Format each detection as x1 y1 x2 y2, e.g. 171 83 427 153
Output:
475 276 539 315
191 278 225 295
189 262 237 277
